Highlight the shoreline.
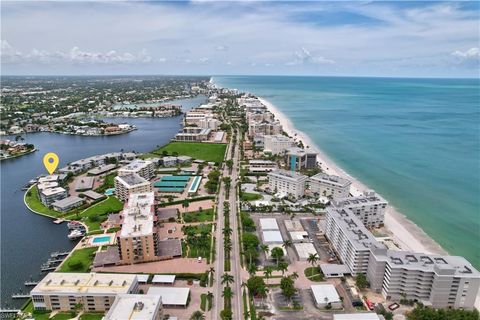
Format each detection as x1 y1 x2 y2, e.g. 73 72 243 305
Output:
257 96 447 256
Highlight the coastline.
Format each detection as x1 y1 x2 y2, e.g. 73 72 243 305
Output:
0 147 37 161
257 97 447 256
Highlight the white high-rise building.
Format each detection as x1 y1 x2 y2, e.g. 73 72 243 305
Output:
268 169 308 198
263 135 295 155
114 174 152 201
309 173 352 199
118 160 155 180
331 191 387 228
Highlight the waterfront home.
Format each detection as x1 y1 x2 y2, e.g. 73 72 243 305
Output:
39 187 68 206
267 169 308 198
285 147 317 171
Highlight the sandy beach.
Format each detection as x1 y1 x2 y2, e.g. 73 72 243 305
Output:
257 97 447 256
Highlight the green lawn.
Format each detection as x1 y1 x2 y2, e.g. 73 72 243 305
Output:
304 267 325 282
240 192 263 201
183 208 214 223
58 247 97 272
80 313 104 320
65 196 123 231
200 293 207 311
152 142 227 163
32 312 73 320
24 186 62 218
94 172 117 193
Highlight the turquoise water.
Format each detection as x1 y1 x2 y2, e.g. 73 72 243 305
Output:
92 236 111 244
105 188 115 196
213 76 480 267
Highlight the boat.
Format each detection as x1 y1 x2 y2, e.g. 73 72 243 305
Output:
67 221 85 230
67 229 84 240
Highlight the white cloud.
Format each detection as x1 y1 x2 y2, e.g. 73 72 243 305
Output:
199 57 210 63
0 40 154 65
286 47 335 66
451 47 480 60
215 45 229 51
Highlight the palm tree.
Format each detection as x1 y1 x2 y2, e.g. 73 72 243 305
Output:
190 311 205 320
260 244 269 257
222 286 233 299
263 266 273 285
278 261 288 275
247 263 258 276
307 253 319 277
221 273 234 286
282 240 293 250
290 271 299 280
206 291 214 310
222 227 233 237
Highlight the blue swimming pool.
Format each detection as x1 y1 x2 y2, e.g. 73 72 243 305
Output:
92 236 111 244
104 188 115 196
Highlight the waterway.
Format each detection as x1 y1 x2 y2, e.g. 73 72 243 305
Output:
0 95 206 309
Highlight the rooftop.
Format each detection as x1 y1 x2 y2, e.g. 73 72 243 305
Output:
326 207 380 251
310 173 352 188
147 287 190 306
284 220 305 232
157 239 182 258
294 242 318 259
52 196 84 209
75 176 95 190
152 275 176 284
311 284 341 304
105 294 162 320
333 190 387 208
268 169 307 182
120 159 153 172
262 230 283 243
259 218 279 230
115 173 149 187
41 187 67 196
120 192 155 238
31 272 137 295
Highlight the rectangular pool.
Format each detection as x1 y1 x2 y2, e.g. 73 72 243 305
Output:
92 236 111 244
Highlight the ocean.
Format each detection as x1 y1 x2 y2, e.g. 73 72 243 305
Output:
213 75 480 267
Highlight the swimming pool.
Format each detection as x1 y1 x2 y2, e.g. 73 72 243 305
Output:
92 236 111 244
104 188 115 196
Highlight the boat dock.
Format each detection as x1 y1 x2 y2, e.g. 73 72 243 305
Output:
11 293 30 299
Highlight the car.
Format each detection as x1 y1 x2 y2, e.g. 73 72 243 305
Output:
388 302 400 311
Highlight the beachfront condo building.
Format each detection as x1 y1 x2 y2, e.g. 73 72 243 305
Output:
309 173 352 199
268 169 308 198
30 272 138 312
248 160 277 173
104 294 164 320
325 206 381 275
248 120 283 137
247 110 275 123
367 244 480 309
39 187 68 206
285 147 317 171
118 159 155 180
263 134 295 155
331 191 388 228
114 173 152 201
117 192 159 264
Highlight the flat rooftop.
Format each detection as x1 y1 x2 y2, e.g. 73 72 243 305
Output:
115 173 149 187
52 196 83 209
105 294 162 320
147 287 190 306
371 244 480 278
156 208 178 221
259 218 279 230
284 220 305 232
326 207 380 251
268 169 307 182
31 272 137 295
120 192 155 238
152 275 176 284
41 187 66 196
294 242 318 259
333 190 387 207
157 239 182 258
310 173 352 188
262 230 283 243
120 159 153 171
311 284 341 304
75 176 95 190
82 190 104 200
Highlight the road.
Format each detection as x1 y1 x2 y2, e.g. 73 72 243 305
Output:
213 129 244 320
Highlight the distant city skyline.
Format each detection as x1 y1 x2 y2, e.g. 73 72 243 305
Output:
1 1 479 77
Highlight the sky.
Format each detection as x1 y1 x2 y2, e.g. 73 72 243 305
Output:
1 1 479 77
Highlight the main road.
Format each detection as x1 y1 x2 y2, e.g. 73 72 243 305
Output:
213 129 244 320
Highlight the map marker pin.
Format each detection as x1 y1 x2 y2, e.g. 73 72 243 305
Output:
43 152 59 174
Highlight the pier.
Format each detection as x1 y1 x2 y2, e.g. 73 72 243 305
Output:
24 281 39 286
11 294 30 299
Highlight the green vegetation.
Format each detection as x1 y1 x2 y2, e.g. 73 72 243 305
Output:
240 192 262 201
153 142 227 163
246 276 268 298
407 305 479 320
304 267 325 282
25 186 62 217
242 232 260 265
79 314 104 320
205 170 221 193
182 223 213 260
183 208 214 223
58 247 97 272
355 273 369 290
66 196 123 231
94 172 117 193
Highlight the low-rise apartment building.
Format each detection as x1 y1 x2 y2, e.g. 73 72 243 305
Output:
39 187 68 206
263 135 295 155
332 191 388 228
285 147 317 170
175 127 212 142
268 169 308 198
367 244 480 309
325 206 381 275
104 294 163 320
118 159 155 180
30 272 138 312
114 174 152 201
248 160 277 173
309 173 352 199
